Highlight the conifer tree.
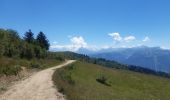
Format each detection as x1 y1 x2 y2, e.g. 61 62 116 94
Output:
36 31 50 50
24 29 34 43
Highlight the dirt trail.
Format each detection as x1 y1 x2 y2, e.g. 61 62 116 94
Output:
0 60 75 100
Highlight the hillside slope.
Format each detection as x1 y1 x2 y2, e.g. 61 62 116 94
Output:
53 61 170 100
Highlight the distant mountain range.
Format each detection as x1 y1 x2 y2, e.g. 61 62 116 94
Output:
77 46 170 73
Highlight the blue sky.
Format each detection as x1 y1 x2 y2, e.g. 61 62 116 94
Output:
1 0 170 51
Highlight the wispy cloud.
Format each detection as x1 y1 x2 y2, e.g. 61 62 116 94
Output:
108 33 122 42
143 36 150 42
108 32 136 43
124 36 136 42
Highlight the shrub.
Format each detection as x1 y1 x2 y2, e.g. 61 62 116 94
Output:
0 85 7 91
30 62 41 69
0 65 22 76
96 75 110 86
58 87 65 94
67 64 75 70
55 56 64 61
13 65 22 76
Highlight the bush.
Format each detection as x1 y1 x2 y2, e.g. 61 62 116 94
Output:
67 64 75 70
58 87 65 94
96 75 110 86
0 85 7 91
55 56 64 61
13 65 22 76
30 62 41 69
0 65 22 76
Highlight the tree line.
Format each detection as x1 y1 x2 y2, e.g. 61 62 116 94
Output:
0 28 50 59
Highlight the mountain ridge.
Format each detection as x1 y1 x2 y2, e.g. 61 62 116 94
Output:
76 46 170 73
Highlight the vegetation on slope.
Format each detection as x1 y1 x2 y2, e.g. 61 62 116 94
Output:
0 28 63 76
0 28 64 92
53 61 170 100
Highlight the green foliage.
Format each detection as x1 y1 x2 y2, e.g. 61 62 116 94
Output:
36 31 50 50
0 85 7 91
0 28 50 59
0 64 22 76
30 62 41 69
55 56 65 61
13 65 22 76
34 46 46 58
0 57 63 75
0 29 21 58
0 29 6 57
0 28 62 76
24 29 34 43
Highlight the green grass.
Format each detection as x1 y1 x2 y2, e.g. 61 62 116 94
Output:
53 61 170 100
0 57 63 76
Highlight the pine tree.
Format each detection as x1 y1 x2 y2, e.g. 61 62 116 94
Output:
24 29 34 43
36 31 50 50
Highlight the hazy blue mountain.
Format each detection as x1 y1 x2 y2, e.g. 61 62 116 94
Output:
87 46 170 73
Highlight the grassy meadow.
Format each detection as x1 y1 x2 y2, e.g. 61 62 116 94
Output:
53 61 170 100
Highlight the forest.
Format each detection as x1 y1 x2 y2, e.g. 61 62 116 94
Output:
0 29 49 59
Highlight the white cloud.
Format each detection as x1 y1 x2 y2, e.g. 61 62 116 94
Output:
71 36 87 47
108 32 136 43
50 36 88 51
70 36 87 51
108 33 122 42
50 33 153 52
124 36 136 42
143 36 150 42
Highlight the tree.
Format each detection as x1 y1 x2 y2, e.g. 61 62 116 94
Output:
34 46 46 58
20 42 34 59
24 29 34 43
7 29 20 41
36 31 50 50
0 29 21 58
0 29 6 57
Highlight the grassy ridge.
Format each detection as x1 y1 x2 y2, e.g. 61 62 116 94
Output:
53 61 170 100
